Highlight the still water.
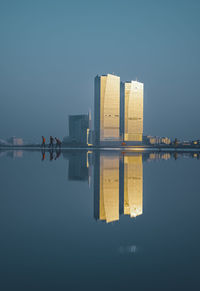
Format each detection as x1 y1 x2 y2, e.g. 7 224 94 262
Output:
0 149 200 290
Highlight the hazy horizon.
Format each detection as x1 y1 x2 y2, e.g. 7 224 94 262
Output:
1 0 200 142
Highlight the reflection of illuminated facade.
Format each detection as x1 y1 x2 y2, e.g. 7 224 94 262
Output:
94 153 120 223
94 152 143 223
124 155 143 217
121 81 143 142
63 150 179 224
94 74 120 144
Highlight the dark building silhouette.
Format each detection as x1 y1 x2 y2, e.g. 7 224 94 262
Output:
69 114 90 145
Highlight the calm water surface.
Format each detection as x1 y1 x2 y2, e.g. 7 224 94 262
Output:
0 149 200 291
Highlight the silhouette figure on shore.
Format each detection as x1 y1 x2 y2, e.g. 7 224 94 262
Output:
55 137 62 148
41 136 46 148
49 136 54 148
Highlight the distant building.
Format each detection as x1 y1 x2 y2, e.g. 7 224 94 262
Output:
160 137 171 145
0 139 9 146
94 74 120 144
68 113 90 145
7 137 23 146
192 140 200 145
144 136 171 145
120 81 144 142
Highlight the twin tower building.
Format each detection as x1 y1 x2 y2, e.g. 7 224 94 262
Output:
94 73 144 145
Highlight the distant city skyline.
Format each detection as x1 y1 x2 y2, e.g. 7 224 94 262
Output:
0 0 200 141
1 2 200 289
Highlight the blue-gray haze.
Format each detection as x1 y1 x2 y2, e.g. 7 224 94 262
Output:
0 0 200 142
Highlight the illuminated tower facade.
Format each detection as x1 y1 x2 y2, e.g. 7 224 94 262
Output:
94 74 120 144
121 81 144 142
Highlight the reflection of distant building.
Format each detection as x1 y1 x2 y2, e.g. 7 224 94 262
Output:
13 150 23 158
68 114 90 145
7 137 23 146
6 150 23 159
94 151 143 223
148 152 171 161
68 152 88 181
63 151 89 181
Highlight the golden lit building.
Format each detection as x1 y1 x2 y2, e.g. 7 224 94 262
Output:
94 74 120 144
121 81 143 142
124 154 143 218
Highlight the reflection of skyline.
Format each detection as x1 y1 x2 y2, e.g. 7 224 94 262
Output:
62 149 200 223
1 149 200 224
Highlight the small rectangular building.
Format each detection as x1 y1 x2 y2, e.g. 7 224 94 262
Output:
7 137 23 146
68 114 90 145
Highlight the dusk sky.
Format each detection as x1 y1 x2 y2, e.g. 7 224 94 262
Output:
0 0 200 142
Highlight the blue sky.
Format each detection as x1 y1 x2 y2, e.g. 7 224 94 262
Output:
0 0 200 141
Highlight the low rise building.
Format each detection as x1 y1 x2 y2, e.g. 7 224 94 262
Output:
144 136 171 145
68 113 91 145
7 137 23 146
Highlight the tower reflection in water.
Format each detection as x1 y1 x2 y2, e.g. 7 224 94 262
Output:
63 150 144 223
94 152 143 223
64 150 190 223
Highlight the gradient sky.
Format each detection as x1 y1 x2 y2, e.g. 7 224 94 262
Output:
0 0 200 142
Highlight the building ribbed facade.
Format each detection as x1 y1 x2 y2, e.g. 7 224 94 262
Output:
121 81 143 142
94 74 120 144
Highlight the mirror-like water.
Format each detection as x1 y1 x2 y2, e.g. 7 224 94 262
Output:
0 149 200 291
